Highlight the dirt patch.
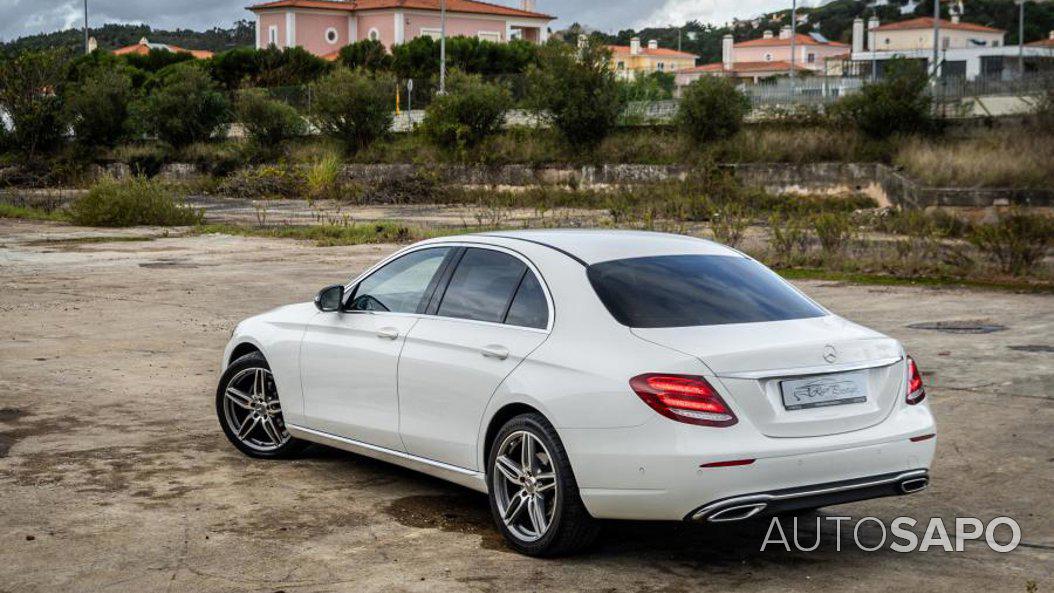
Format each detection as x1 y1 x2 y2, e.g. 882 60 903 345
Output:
1008 345 1054 353
139 260 203 269
385 493 508 551
906 320 1008 334
0 407 26 422
25 236 158 247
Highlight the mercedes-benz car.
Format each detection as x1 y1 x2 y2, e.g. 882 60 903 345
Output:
216 230 936 556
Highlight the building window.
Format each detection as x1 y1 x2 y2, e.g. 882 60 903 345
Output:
992 40 999 47
477 31 501 43
324 27 339 44
617 61 625 70
657 62 665 71
268 25 278 46
420 27 441 39
807 52 815 63
368 28 380 42
764 53 772 61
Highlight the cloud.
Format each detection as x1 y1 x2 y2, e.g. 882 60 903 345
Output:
636 0 794 29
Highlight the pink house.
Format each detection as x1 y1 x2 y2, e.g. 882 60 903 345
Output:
247 0 554 59
677 26 848 85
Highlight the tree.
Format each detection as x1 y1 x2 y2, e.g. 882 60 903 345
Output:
676 77 750 142
829 57 936 139
0 49 70 158
527 39 625 148
339 39 393 71
235 88 305 146
421 70 511 150
309 69 394 151
65 66 135 147
136 62 231 147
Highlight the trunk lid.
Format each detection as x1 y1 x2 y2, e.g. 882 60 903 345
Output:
632 315 905 438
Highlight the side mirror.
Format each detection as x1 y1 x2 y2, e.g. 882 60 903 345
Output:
314 284 345 312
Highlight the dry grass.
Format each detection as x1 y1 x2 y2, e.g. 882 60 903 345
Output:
894 129 1054 189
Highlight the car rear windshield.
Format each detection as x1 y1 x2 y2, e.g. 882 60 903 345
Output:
587 255 826 328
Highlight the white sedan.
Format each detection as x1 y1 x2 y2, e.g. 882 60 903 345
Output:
216 230 936 556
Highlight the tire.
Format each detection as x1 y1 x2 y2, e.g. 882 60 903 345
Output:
216 351 306 459
486 413 600 556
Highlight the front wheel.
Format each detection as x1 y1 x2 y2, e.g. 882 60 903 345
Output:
487 413 600 556
216 351 305 459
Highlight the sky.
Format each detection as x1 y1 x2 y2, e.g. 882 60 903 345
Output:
0 0 802 42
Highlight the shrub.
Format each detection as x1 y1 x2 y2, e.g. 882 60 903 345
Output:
812 212 855 255
309 69 394 151
0 49 70 158
218 165 306 200
121 48 195 73
829 58 936 139
339 40 393 71
69 177 203 227
527 39 625 148
421 71 511 150
1032 89 1054 133
136 63 231 148
769 214 810 260
64 67 135 147
709 202 749 248
676 77 750 143
619 71 675 102
235 88 306 147
968 210 1053 276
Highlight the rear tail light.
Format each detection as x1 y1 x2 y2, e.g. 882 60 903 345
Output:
629 374 737 427
906 355 926 405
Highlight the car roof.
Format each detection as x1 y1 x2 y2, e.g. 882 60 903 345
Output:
434 229 743 265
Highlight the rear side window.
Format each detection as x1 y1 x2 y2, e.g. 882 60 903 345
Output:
505 271 548 329
438 248 526 323
587 255 825 328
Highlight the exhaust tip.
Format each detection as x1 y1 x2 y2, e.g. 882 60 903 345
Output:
900 477 929 494
706 502 768 522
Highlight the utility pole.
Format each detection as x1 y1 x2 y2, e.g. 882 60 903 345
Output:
83 0 90 54
931 0 941 80
439 0 447 94
789 0 797 86
1018 0 1025 77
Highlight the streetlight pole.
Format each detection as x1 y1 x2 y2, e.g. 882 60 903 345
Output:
931 0 941 80
789 0 797 87
1018 0 1025 77
439 0 447 94
83 0 90 54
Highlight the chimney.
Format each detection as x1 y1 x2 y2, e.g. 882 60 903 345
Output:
648 39 658 50
1049 29 1054 40
87 36 98 53
763 30 774 39
519 0 535 12
139 36 150 46
867 16 880 51
852 17 864 53
577 33 587 49
630 36 641 55
722 34 734 70
779 25 791 39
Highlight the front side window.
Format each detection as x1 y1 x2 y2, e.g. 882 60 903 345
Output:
437 248 526 324
348 248 450 313
587 255 826 328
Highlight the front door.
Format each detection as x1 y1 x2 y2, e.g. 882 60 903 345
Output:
398 247 551 469
300 247 452 450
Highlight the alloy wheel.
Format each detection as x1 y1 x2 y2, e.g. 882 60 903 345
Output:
492 430 559 542
221 367 290 452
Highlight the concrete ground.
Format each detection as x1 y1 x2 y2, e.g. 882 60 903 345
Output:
0 218 1051 593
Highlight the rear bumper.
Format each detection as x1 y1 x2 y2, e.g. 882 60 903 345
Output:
688 469 929 522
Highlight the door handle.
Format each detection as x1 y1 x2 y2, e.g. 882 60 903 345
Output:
481 345 509 360
376 327 400 340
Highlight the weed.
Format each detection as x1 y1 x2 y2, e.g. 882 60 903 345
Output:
69 177 203 227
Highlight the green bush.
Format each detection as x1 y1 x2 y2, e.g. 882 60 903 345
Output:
421 71 511 150
309 69 394 151
339 40 393 71
968 210 1053 276
0 49 70 158
235 88 306 147
217 165 306 200
527 39 625 148
829 58 936 139
69 177 204 227
812 211 855 255
619 71 675 102
136 63 231 148
709 202 749 248
64 67 135 147
677 77 750 143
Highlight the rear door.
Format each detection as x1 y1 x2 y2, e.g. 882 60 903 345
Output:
398 247 550 470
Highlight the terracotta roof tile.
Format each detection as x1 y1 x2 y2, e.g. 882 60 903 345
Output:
248 0 553 19
874 17 1003 33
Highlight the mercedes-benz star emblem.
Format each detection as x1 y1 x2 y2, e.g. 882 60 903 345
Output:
823 345 838 364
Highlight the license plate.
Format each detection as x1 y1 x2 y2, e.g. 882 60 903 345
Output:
780 371 868 410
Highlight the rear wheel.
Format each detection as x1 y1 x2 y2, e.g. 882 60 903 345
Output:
487 413 600 556
216 351 305 459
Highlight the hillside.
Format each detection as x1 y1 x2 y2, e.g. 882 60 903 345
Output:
0 21 255 58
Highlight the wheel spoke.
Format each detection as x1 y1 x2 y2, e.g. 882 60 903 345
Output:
495 455 523 483
502 491 528 525
535 472 557 493
237 414 260 440
260 417 284 445
527 496 548 536
521 434 535 474
253 369 265 398
225 387 253 410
